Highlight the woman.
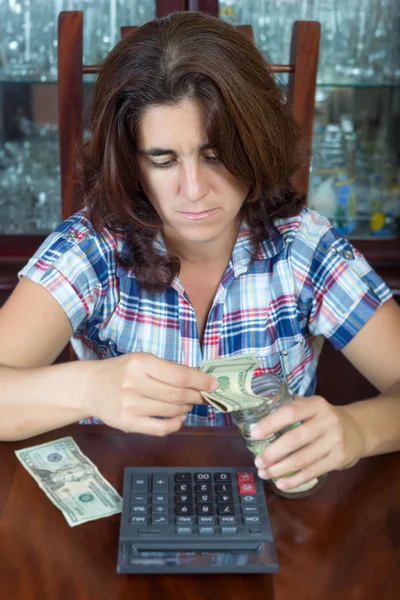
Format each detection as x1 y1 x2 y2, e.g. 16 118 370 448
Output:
1 12 399 494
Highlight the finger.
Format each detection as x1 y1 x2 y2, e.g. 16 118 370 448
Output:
143 354 219 392
134 397 192 418
250 395 324 440
139 375 206 406
255 417 326 468
125 414 186 437
270 455 330 492
258 434 329 480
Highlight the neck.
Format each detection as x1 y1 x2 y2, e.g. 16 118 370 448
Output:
162 219 241 267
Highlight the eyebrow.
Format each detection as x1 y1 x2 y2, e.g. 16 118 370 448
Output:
136 142 215 157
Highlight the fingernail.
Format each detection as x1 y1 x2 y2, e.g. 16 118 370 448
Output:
210 378 219 391
254 456 265 469
275 479 287 490
250 427 262 439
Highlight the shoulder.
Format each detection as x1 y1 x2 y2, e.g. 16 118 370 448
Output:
273 207 335 256
56 210 127 257
19 210 130 290
41 210 129 277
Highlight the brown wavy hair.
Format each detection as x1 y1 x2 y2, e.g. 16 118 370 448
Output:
79 11 308 293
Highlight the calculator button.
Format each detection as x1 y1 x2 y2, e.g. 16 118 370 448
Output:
243 506 260 514
176 494 193 504
215 472 232 483
152 494 168 504
175 483 192 493
176 516 194 525
151 516 169 526
130 516 147 525
237 472 255 483
195 483 213 493
152 474 169 493
194 472 212 483
196 493 213 504
152 505 168 516
130 505 148 514
244 515 262 525
238 482 257 495
175 473 192 482
240 495 258 504
132 474 148 493
219 516 236 524
216 493 234 504
177 526 193 535
217 504 235 515
176 504 194 515
249 528 263 535
199 526 215 535
215 483 232 493
221 526 238 534
198 516 216 525
131 494 147 503
196 504 215 515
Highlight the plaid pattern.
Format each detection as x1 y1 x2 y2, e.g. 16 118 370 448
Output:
19 207 392 426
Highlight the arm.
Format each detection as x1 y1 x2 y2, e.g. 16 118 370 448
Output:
340 297 400 456
0 277 91 440
250 299 400 490
0 277 217 442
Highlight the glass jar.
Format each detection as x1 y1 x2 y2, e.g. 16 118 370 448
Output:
231 374 327 499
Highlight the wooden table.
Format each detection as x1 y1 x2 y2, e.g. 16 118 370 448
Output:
0 425 399 600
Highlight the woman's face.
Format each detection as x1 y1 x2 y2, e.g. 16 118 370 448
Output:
136 98 249 252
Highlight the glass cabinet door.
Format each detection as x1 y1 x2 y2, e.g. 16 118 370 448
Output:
219 0 400 240
0 0 156 234
1 0 399 238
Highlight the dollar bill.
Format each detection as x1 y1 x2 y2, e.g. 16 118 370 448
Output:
200 354 267 412
15 437 122 527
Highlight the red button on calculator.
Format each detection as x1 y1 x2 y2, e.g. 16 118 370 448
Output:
238 482 256 494
237 472 255 483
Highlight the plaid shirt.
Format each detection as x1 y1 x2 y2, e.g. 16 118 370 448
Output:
19 207 392 426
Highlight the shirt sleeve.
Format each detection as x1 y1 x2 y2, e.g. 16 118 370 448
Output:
17 215 113 333
289 210 393 350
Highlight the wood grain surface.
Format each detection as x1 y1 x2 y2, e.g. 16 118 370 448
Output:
0 425 399 599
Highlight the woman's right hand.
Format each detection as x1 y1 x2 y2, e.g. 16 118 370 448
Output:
83 352 219 436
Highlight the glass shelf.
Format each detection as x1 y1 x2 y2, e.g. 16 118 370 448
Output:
317 83 400 88
1 78 400 88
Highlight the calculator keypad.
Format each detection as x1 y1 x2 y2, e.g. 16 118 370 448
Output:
124 468 272 544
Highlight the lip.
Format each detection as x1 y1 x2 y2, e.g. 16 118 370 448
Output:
179 208 218 220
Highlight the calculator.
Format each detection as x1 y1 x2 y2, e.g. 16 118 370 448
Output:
117 466 279 574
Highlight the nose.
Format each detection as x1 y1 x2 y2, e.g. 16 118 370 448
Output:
180 160 209 203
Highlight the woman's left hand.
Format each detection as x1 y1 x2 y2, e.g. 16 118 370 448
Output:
250 394 367 491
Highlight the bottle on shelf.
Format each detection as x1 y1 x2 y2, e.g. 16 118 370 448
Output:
368 129 398 236
309 121 357 235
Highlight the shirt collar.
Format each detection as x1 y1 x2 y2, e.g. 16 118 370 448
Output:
228 219 284 277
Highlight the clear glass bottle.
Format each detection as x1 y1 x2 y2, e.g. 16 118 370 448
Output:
231 374 327 499
309 122 357 235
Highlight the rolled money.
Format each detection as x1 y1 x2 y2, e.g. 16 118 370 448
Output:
15 437 122 527
200 354 264 412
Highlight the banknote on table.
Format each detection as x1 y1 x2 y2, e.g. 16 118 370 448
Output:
15 436 122 527
200 353 269 413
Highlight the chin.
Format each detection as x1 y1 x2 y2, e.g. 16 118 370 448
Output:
181 231 220 244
